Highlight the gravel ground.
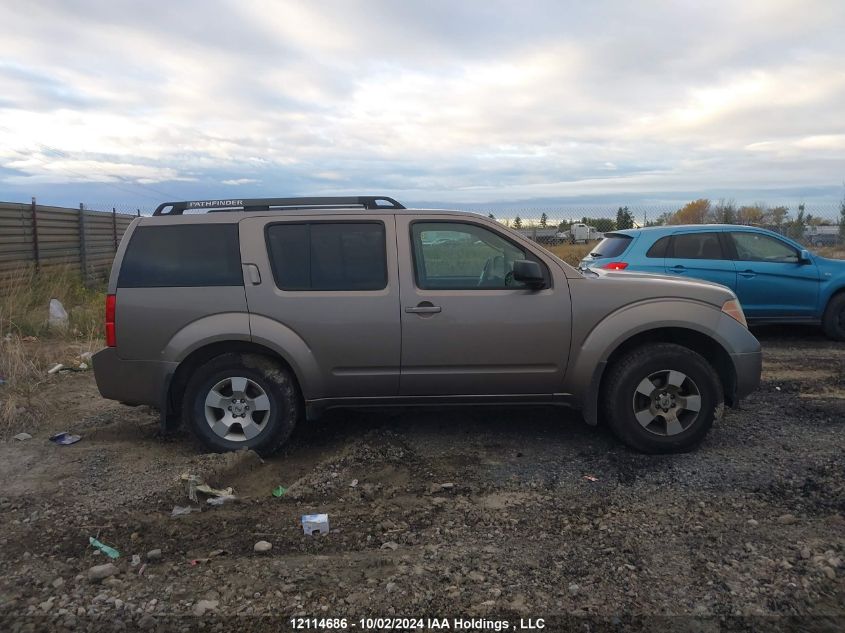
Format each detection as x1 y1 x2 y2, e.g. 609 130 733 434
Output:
0 327 842 632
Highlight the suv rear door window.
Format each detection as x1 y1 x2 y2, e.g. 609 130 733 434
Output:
118 224 243 287
266 222 387 291
669 232 725 259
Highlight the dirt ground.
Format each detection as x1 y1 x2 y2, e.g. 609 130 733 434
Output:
0 327 842 632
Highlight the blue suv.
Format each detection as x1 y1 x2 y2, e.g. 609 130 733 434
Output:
579 224 845 340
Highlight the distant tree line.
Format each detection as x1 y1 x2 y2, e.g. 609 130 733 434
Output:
487 193 845 238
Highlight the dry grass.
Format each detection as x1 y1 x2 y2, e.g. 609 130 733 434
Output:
0 267 105 435
544 242 593 266
814 245 845 260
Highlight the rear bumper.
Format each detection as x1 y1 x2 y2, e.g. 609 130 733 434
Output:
92 348 177 408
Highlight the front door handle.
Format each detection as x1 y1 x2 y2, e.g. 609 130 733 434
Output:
668 265 686 273
405 303 442 314
245 263 261 285
739 270 756 278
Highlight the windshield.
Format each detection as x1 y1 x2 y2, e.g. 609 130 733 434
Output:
589 234 632 258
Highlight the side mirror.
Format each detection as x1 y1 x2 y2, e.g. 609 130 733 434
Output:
513 260 545 289
799 249 812 264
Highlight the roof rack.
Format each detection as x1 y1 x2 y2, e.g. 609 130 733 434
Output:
153 196 405 215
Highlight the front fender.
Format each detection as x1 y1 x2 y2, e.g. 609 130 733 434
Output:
563 299 732 424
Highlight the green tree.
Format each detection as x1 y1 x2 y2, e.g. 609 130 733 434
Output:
787 206 805 240
513 215 522 229
615 206 634 230
488 213 496 220
539 212 548 228
765 205 790 228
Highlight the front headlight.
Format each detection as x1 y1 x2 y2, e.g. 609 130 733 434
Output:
722 299 747 328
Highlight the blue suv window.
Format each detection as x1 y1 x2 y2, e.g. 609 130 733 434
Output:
646 236 671 258
590 234 632 258
730 232 798 263
669 232 725 259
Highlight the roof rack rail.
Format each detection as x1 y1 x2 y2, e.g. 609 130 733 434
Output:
152 196 405 215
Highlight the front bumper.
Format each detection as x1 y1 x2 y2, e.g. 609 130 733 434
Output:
731 350 762 401
92 348 177 408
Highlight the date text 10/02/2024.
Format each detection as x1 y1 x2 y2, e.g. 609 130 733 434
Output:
289 617 547 630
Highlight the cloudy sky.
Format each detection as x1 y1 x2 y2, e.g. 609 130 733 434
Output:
1 0 844 212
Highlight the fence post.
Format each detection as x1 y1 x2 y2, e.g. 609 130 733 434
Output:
112 207 118 252
78 203 88 285
30 196 40 273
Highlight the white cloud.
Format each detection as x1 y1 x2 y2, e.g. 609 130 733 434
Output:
0 0 843 207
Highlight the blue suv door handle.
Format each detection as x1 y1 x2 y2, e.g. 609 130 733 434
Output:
739 270 756 278
669 265 686 273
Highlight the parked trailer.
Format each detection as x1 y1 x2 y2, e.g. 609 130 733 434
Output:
515 226 565 245
570 223 601 243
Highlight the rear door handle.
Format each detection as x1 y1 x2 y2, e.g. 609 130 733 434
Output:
739 270 756 278
405 304 441 314
668 265 686 273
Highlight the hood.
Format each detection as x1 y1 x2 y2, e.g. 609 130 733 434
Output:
581 267 736 308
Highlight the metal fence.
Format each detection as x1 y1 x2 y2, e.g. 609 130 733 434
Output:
0 199 138 291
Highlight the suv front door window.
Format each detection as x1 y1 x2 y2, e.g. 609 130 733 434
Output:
411 223 529 289
397 218 569 396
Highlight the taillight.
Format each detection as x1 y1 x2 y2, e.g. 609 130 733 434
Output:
602 261 628 270
105 294 116 347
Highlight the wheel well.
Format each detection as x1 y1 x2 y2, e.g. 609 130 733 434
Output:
167 341 300 423
600 327 738 406
824 287 845 314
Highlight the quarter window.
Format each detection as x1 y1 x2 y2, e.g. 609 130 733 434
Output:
266 222 387 291
730 232 798 263
646 236 671 258
411 222 537 290
118 224 243 288
669 232 725 260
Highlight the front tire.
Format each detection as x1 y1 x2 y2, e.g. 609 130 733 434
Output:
822 293 845 341
602 343 723 454
183 353 301 456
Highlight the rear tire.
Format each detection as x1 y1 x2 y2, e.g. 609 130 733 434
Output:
183 353 301 456
822 293 845 341
602 343 723 454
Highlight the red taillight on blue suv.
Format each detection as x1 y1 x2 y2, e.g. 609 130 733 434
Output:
105 294 116 347
602 261 629 270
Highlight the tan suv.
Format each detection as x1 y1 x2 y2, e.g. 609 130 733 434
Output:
93 196 762 455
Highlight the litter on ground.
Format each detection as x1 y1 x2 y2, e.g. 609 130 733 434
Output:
88 537 120 559
49 432 81 445
302 513 330 536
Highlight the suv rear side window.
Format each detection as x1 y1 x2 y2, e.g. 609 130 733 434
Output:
646 236 671 258
266 222 387 291
118 224 243 288
668 232 725 259
590 234 632 258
